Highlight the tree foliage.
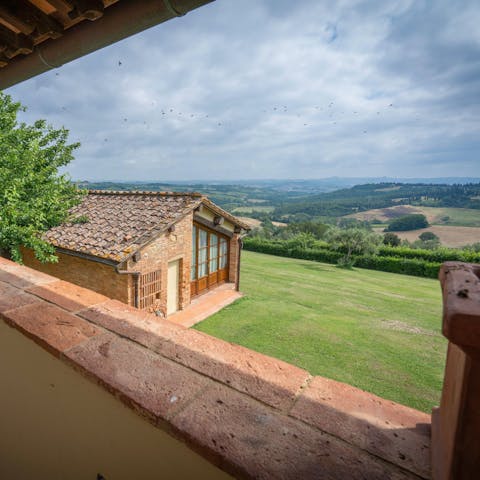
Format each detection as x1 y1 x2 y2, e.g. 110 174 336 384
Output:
418 231 438 242
273 182 480 219
386 214 429 232
325 227 382 267
0 92 84 263
383 232 401 246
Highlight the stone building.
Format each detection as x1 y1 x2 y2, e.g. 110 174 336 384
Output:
21 190 250 316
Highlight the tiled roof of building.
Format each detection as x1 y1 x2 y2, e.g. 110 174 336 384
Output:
44 191 248 263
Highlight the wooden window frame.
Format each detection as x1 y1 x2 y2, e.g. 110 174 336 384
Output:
190 222 229 296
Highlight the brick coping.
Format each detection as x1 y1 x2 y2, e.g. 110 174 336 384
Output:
0 257 431 479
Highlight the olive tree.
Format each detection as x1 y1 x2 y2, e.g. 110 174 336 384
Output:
0 92 84 263
325 227 381 267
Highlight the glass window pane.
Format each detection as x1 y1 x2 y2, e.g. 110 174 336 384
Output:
210 257 218 272
199 229 207 248
199 247 207 263
220 255 227 269
199 262 207 277
220 238 227 255
209 234 218 273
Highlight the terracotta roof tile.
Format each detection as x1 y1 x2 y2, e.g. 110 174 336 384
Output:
44 190 249 263
45 191 203 262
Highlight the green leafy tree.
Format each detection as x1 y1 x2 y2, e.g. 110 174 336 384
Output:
465 242 480 253
337 217 372 230
418 231 438 242
385 214 428 232
286 232 316 250
0 92 84 263
325 227 381 267
383 232 401 246
412 231 441 250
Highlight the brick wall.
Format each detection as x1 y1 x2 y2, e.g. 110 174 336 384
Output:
128 213 193 315
228 234 241 285
20 247 130 304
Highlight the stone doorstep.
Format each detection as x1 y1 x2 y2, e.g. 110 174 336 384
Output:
0 257 431 479
168 283 243 328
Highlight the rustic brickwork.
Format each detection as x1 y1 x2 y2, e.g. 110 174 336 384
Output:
228 233 241 285
21 248 129 304
127 213 194 315
21 192 250 317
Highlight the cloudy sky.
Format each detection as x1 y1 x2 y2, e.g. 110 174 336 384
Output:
6 0 480 181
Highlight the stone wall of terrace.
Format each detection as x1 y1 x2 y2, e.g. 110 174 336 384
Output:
0 257 433 479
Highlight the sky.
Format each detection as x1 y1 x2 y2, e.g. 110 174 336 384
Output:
6 0 480 181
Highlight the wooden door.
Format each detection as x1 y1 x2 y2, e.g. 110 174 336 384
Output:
167 260 180 315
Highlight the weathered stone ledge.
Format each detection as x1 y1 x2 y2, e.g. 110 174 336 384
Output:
0 257 431 479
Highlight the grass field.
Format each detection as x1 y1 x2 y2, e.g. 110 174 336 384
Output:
232 205 274 214
195 251 446 412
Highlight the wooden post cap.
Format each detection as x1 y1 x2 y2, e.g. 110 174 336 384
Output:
439 262 480 355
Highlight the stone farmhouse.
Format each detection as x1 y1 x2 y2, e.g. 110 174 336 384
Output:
22 190 250 317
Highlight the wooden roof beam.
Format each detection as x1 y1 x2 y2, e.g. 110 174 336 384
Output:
0 53 9 68
0 6 35 35
0 0 215 88
0 24 33 58
14 0 64 39
41 0 74 14
69 0 105 21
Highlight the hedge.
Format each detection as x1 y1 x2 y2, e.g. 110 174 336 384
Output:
243 238 445 278
353 255 440 279
378 246 480 263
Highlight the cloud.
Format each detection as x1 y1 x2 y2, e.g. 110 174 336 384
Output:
6 0 480 180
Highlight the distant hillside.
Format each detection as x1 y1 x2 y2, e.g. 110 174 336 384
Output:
77 180 480 222
273 183 480 219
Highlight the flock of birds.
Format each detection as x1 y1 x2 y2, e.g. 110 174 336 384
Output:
54 61 400 143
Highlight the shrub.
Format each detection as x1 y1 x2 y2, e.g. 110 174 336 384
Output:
386 214 429 231
383 232 401 246
419 231 439 242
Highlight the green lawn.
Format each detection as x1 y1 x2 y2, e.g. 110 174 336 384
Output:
195 251 446 412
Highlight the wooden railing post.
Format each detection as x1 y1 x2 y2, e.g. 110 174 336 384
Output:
432 262 480 480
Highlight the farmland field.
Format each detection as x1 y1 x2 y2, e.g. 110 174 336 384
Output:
232 205 275 214
236 216 262 229
372 225 480 248
195 251 445 412
347 205 480 227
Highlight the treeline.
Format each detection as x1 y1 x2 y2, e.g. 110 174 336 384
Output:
76 181 301 213
272 183 480 220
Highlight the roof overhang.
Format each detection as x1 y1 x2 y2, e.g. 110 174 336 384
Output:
0 0 215 90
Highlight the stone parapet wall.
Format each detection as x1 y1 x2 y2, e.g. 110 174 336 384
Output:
0 257 431 479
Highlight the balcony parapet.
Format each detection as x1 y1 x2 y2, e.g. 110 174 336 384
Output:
0 257 431 479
